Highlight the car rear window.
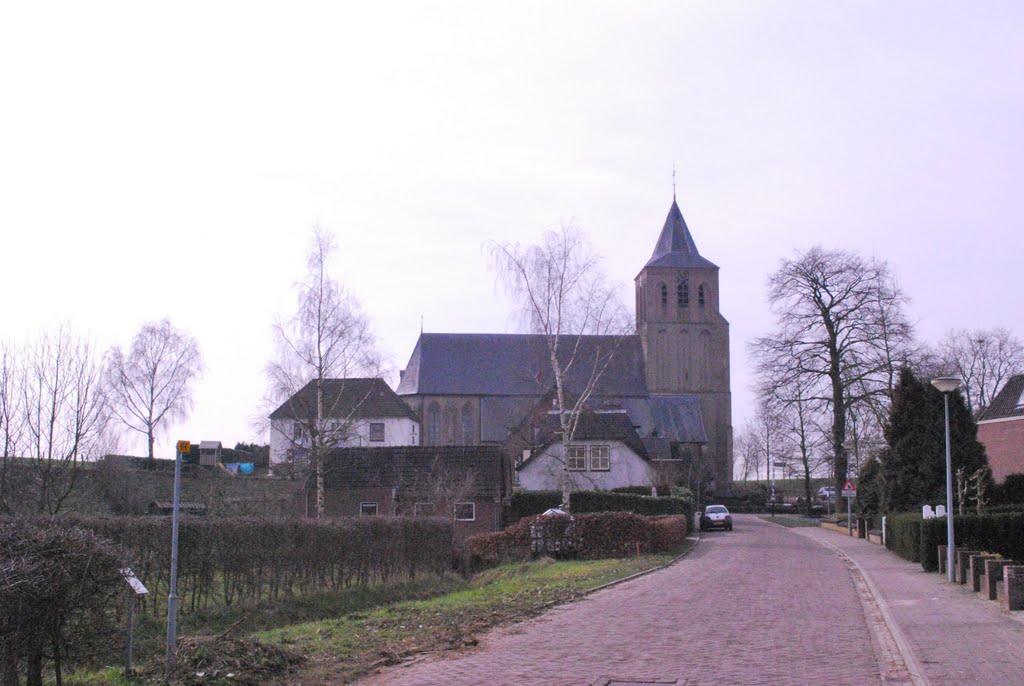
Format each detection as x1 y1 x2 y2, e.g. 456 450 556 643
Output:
706 506 728 514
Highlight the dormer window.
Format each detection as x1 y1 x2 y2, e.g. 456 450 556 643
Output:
677 281 689 307
698 284 706 308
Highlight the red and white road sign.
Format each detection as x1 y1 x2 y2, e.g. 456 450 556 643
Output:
842 480 857 497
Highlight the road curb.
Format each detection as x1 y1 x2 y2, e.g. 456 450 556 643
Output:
581 531 701 597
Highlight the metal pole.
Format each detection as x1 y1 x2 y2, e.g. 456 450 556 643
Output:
847 494 852 536
944 392 956 583
125 594 134 675
166 448 183 673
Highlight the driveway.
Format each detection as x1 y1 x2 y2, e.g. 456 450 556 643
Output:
355 514 889 685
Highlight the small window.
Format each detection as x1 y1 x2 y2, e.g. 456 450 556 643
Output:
292 423 303 440
677 280 689 307
590 445 610 471
660 283 668 306
413 502 435 516
698 284 706 308
567 445 587 471
454 502 476 521
360 502 378 516
369 422 385 442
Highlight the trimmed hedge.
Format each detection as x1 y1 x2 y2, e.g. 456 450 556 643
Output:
886 511 1024 571
2 515 454 616
611 486 654 496
465 512 688 570
508 490 694 524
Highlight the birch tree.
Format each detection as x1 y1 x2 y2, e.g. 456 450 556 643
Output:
267 229 382 518
488 225 631 508
21 327 108 514
103 319 203 460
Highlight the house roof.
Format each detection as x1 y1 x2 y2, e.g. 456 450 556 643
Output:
524 410 649 464
315 446 507 499
396 333 648 397
642 199 718 271
269 378 418 422
979 375 1024 422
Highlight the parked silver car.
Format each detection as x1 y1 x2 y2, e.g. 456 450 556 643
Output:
700 504 733 531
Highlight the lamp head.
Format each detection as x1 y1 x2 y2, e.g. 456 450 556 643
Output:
931 376 961 394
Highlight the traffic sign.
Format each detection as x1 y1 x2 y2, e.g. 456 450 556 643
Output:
176 440 190 454
842 480 856 497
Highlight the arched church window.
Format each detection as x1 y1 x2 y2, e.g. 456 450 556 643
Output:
660 283 668 306
427 403 441 445
461 403 473 444
677 281 689 307
698 284 706 308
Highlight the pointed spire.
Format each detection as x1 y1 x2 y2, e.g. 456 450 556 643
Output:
644 198 718 270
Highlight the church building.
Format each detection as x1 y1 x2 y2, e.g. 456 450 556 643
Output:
396 198 733 490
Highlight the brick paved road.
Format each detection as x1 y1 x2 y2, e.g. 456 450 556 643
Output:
356 515 884 685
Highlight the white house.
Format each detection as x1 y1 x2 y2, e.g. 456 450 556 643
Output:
516 410 657 491
269 378 420 469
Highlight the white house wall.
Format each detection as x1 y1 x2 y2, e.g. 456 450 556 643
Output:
517 441 655 491
270 417 420 465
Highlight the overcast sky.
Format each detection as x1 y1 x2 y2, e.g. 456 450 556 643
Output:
2 1 1021 461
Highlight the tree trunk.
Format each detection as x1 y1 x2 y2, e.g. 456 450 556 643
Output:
1 647 19 686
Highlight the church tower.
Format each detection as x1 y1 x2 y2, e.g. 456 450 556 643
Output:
635 198 733 486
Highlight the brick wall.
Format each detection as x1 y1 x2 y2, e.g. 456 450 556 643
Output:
978 417 1024 482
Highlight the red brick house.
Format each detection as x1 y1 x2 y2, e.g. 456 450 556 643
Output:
305 446 510 543
978 375 1024 482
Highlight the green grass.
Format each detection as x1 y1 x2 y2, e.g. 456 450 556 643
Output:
759 514 821 528
65 552 682 685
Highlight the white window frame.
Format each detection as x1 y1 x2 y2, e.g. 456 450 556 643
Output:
454 502 476 522
360 502 378 516
566 445 587 471
590 445 610 471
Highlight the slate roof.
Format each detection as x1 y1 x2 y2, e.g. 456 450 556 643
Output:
620 395 707 444
396 333 647 397
526 410 649 462
269 378 418 422
979 375 1024 421
315 446 507 499
643 199 718 271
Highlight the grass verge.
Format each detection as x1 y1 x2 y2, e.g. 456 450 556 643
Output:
65 550 684 685
759 514 821 528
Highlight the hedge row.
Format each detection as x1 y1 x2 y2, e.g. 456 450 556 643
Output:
3 515 454 616
465 512 688 569
508 490 694 523
886 511 1024 571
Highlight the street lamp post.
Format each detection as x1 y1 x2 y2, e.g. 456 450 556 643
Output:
931 376 961 583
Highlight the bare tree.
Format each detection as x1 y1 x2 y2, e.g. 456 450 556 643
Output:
267 229 382 518
488 225 631 508
0 342 22 514
734 422 762 482
21 327 108 514
103 319 203 460
752 247 914 501
938 327 1024 416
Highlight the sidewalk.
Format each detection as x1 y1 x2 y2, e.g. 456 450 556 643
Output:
795 526 1024 686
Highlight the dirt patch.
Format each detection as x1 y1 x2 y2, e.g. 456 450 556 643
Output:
164 637 305 686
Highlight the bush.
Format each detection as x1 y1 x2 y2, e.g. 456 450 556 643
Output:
886 511 1024 572
884 513 922 564
465 512 688 569
569 491 694 521
611 486 653 496
1 519 129 684
509 491 561 522
1 515 454 618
